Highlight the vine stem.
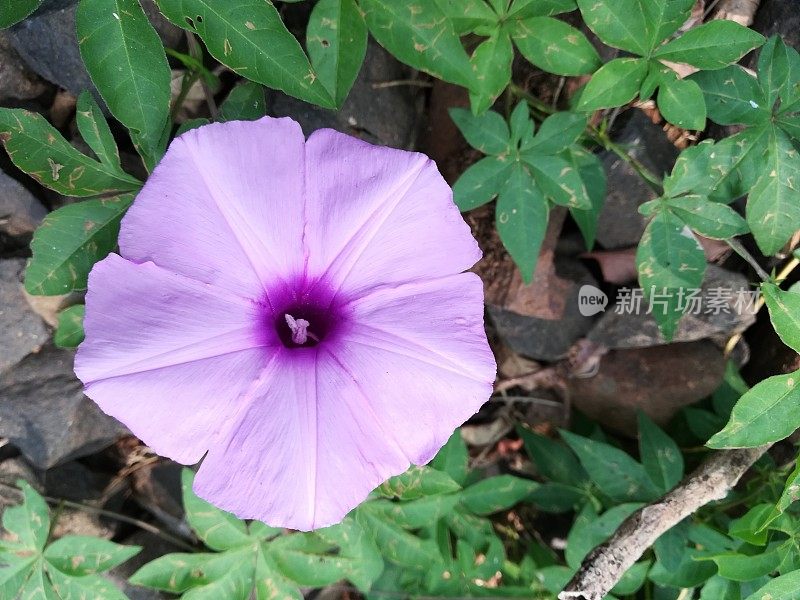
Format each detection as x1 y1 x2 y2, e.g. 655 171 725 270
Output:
724 252 800 356
726 237 770 282
508 84 663 193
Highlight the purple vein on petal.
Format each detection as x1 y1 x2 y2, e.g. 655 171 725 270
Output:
311 157 429 299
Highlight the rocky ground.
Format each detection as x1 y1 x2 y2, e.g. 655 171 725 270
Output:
1 0 798 598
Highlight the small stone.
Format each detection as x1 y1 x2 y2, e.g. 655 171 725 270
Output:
596 109 679 249
569 340 726 434
0 31 48 105
0 168 47 245
0 457 40 511
0 259 49 372
0 344 126 469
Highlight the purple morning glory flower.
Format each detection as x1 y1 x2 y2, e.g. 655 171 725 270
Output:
75 117 496 531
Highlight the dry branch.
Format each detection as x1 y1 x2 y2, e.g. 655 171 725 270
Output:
559 444 770 600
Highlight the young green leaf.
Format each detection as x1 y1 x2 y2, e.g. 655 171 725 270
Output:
657 77 706 130
0 109 141 196
652 21 765 70
156 0 335 108
495 163 549 283
360 0 474 88
75 92 121 170
452 156 512 211
54 305 85 349
568 147 606 250
468 30 514 114
25 195 133 296
746 127 800 255
666 195 749 239
758 35 792 107
430 429 469 485
577 57 648 111
575 0 650 55
511 16 601 76
508 100 534 147
219 81 267 122
523 111 587 155
708 369 800 448
692 66 770 126
560 431 661 502
449 107 511 154
307 0 368 107
762 283 800 353
77 0 172 170
459 475 538 516
776 456 800 513
636 210 707 340
637 412 683 493
0 0 42 28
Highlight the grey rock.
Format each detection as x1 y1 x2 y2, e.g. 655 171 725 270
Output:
0 457 40 510
750 0 800 56
0 168 47 244
588 265 756 349
596 109 679 249
488 258 598 361
0 259 48 372
0 344 126 469
0 31 48 104
269 39 420 148
9 1 181 99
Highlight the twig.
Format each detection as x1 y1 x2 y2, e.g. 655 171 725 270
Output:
559 445 770 600
726 238 770 282
185 32 218 120
371 79 433 89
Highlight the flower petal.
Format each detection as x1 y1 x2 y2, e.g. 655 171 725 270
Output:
119 117 306 300
304 129 482 299
75 254 275 463
193 273 494 530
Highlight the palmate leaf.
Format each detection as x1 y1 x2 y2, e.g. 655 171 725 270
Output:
510 16 600 76
575 0 650 55
0 481 140 599
652 21 764 71
155 0 335 109
468 30 514 114
576 57 647 111
77 0 172 170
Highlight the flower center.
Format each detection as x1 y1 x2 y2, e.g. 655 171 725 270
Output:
283 313 319 345
271 297 339 349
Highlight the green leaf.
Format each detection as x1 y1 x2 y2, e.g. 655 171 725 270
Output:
360 0 473 88
511 16 600 76
523 111 586 155
378 466 460 500
666 195 749 239
452 156 512 211
744 571 800 600
637 412 683 493
700 575 741 600
729 504 778 545
434 0 497 34
508 100 534 147
307 0 367 107
649 549 716 588
468 31 513 114
254 547 302 600
176 117 210 136
0 554 37 598
44 536 140 575
654 522 689 571
710 547 784 581
356 508 440 569
459 475 538 516
636 210 707 339
4 480 49 552
129 550 253 596
568 146 606 249
758 35 792 107
708 368 800 448
746 127 800 255
657 77 706 130
527 154 591 209
0 0 42 28
495 163 548 283
692 66 770 126
642 0 695 50
449 107 510 154
77 0 172 170
653 21 765 70
777 456 800 513
155 0 335 108
18 561 58 600
763 283 800 354
575 0 650 55
518 426 587 485
577 57 648 111
0 109 140 196
180 470 251 551
560 431 661 502
25 195 133 296
430 430 469 486
54 305 85 349
529 482 586 513
75 92 121 170
506 0 577 19
219 82 266 122
611 560 651 595
565 503 642 568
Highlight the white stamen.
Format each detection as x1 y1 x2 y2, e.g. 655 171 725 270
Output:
285 313 311 345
